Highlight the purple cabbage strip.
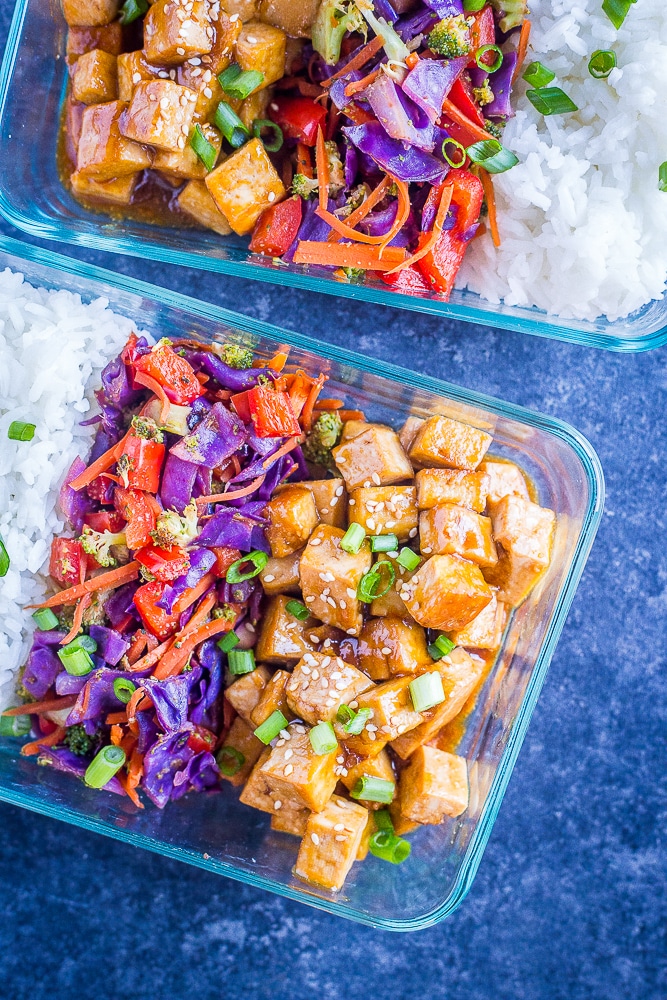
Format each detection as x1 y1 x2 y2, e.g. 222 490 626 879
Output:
66 667 134 726
30 630 69 648
344 142 359 187
37 746 125 796
88 625 130 667
188 396 212 429
395 5 438 40
284 198 333 262
136 709 160 754
197 508 269 553
343 122 449 184
99 352 142 410
186 351 273 392
23 647 62 701
219 576 258 606
170 402 248 469
161 453 199 513
171 751 219 800
143 668 202 733
374 0 398 20
189 639 223 729
422 197 457 232
58 457 96 533
402 56 467 124
329 74 361 111
157 547 216 614
423 0 462 16
365 73 436 151
142 729 195 808
486 52 518 119
104 581 140 628
460 222 481 242
55 673 87 696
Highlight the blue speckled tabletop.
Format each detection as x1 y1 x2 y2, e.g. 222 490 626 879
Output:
1 6 666 998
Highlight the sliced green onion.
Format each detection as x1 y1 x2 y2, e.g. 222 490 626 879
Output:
252 119 283 152
409 671 446 712
228 648 256 676
358 560 395 603
0 535 9 577
57 645 95 676
8 421 36 441
226 550 268 583
475 44 503 73
466 139 520 174
442 137 467 169
463 0 486 9
217 630 240 653
0 714 31 737
84 745 126 788
219 65 264 100
351 774 396 804
526 87 578 116
374 809 395 833
119 0 149 25
369 829 411 864
218 63 243 90
113 677 137 704
254 709 288 745
309 720 338 755
216 745 246 776
190 124 218 172
285 599 310 621
336 704 372 736
67 634 97 654
396 547 421 572
659 162 667 193
340 522 365 554
601 0 636 30
336 704 355 725
588 49 617 79
32 608 59 631
428 634 456 661
370 533 399 553
214 102 250 149
522 61 556 89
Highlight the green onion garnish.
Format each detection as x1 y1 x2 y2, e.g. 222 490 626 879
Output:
588 49 617 79
32 608 59 631
119 0 149 25
190 124 218 172
340 523 365 554
466 139 520 174
526 87 578 116
216 745 246 776
228 648 256 676
369 829 411 864
0 535 9 577
113 677 137 704
463 0 486 9
601 0 636 30
254 709 288 745
409 671 446 712
350 774 396 804
84 745 126 788
252 119 284 152
522 61 556 89
659 162 667 193
8 421 36 441
0 714 31 738
219 64 264 100
285 599 310 621
67 634 97 654
57 645 95 676
442 137 467 169
370 533 399 553
309 721 338 755
336 704 372 735
217 630 240 653
396 547 420 572
226 550 269 583
475 44 503 73
374 809 394 833
214 102 250 149
218 64 243 90
357 560 395 603
428 634 456 661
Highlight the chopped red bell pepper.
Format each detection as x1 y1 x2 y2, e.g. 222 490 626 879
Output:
134 344 204 405
209 545 242 577
117 428 165 493
448 76 486 129
381 264 430 293
135 544 190 582
449 169 484 233
249 197 302 257
133 580 182 641
187 725 217 754
416 228 468 300
268 95 327 146
246 385 301 438
49 537 85 587
114 488 161 550
84 510 126 534
85 474 115 505
468 5 495 65
230 390 251 422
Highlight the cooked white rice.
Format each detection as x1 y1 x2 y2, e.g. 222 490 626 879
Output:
0 268 137 712
458 0 667 322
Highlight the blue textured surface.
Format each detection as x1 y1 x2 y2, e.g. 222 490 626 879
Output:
1 8 666 998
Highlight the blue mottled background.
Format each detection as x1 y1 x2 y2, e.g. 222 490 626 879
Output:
0 4 665 997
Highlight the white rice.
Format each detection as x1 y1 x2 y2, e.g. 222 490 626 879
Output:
0 268 138 712
458 0 667 322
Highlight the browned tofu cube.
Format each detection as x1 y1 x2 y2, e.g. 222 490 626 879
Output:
485 494 556 606
340 748 395 807
236 21 286 90
120 80 197 152
339 675 422 755
206 11 244 73
416 468 488 512
270 804 310 836
217 716 264 786
177 179 232 235
355 811 376 860
349 486 418 543
70 171 138 206
67 24 123 59
258 0 320 37
340 419 368 442
388 799 421 835
446 592 507 651
479 459 530 507
294 796 368 891
224 664 270 722
357 616 430 681
369 553 419 620
255 725 338 812
144 0 213 65
299 524 372 636
205 137 286 236
238 748 277 813
333 424 414 492
62 0 119 28
400 554 493 631
399 415 423 453
399 745 468 823
238 86 271 129
154 122 222 178
250 668 294 727
419 504 497 569
287 652 373 725
71 49 118 104
303 479 347 529
77 101 152 181
117 51 164 103
409 415 492 471
259 547 302 596
255 594 320 665
265 485 319 558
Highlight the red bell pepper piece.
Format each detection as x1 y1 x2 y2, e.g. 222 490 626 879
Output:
209 546 242 577
117 427 165 493
114 488 161 550
133 579 182 642
135 544 190 582
187 725 217 754
381 264 430 293
416 229 468 300
468 5 495 65
134 344 204 405
230 390 251 422
85 474 115 505
249 197 302 257
246 385 302 438
268 95 327 146
449 169 484 233
84 510 126 534
49 537 85 587
448 76 486 129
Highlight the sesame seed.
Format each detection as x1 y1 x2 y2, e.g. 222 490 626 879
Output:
181 124 190 134
270 102 279 110
305 595 315 602
293 725 306 734
311 669 320 680
178 137 186 148
367 518 376 532
177 47 185 55
132 72 142 84
204 86 213 98
309 634 320 644
284 764 293 776
347 628 356 635
331 671 341 679
327 596 336 607
310 537 322 546
385 520 396 529
340 767 348 776
319 572 329 582
349 499 355 505
335 486 344 496
335 679 347 690
276 739 285 747
246 623 255 633
268 192 276 203
334 821 345 830
321 507 330 514
335 835 347 842
189 57 201 65
274 800 282 810
330 496 338 507
301 665 311 675
321 678 329 689
366 724 377 732
304 653 317 666
301 681 310 691
311 832 320 845
322 588 330 597
284 748 293 760
422 547 432 554
367 730 376 740
230 11 238 19
263 574 275 582
381 647 392 655
346 588 356 599
247 34 257 42
349 701 358 710
364 481 371 488
337 455 346 463
149 93 158 102
409 527 418 538
340 600 347 609
288 682 298 692
336 757 344 765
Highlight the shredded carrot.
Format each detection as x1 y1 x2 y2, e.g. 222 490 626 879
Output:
406 51 420 70
110 723 124 746
127 687 152 723
119 732 137 758
267 349 290 372
126 638 173 674
512 20 532 83
60 593 92 645
314 398 344 410
296 142 313 179
99 473 123 486
21 726 66 757
294 241 407 271
175 571 216 614
3 695 77 717
177 590 217 637
196 474 266 507
441 98 498 144
154 616 239 680
287 369 313 419
344 66 381 98
134 371 171 424
378 177 411 256
127 630 149 665
316 126 329 211
338 409 366 421
323 35 384 86
120 748 144 808
317 206 392 246
106 711 127 726
28 561 140 609
343 103 375 126
67 431 129 491
328 176 391 243
262 434 304 468
479 168 501 247
386 184 454 275
301 373 328 433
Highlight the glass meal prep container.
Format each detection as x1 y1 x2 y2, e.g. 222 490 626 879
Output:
0 234 604 929
0 0 665 353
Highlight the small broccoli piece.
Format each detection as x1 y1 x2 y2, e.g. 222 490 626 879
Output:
357 1 409 63
489 0 529 32
342 267 365 282
484 119 505 140
80 527 127 568
428 15 472 58
292 173 319 200
474 81 495 106
302 410 344 469
336 184 369 219
64 724 95 757
131 414 164 442
312 0 366 65
218 344 254 369
212 604 237 622
325 141 346 196
152 501 199 549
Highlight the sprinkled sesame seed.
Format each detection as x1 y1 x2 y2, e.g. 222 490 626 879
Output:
284 748 293 760
363 481 371 488
309 634 320 644
327 596 336 607
381 647 392 655
276 739 285 747
333 821 345 830
268 192 276 202
311 832 320 845
347 628 356 635
279 729 291 740
340 767 348 776
422 547 432 554
335 679 347 690
336 757 344 765
132 72 142 84
349 700 358 709
367 517 376 532
177 47 185 55
284 764 293 776
349 499 355 506
311 669 320 680
270 102 279 110
301 665 311 675
346 588 356 599
330 496 338 507
204 86 212 98
149 93 157 101
310 537 322 546
304 653 317 665
274 800 282 810
263 574 275 582
305 595 315 602
409 527 418 538
335 486 344 496
385 520 396 529
247 34 257 42
335 834 347 842
321 678 329 689
337 455 346 462
230 12 238 20
339 599 347 609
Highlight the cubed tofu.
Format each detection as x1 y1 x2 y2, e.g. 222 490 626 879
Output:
238 86 271 129
340 419 368 442
409 415 492 471
224 0 258 21
485 494 556 606
349 486 418 543
205 137 285 236
340 748 395 808
265 485 319 558
259 547 302 595
258 0 320 37
177 179 232 235
238 747 277 813
77 101 153 181
299 524 372 636
302 479 347 529
270 804 310 836
205 10 243 74
117 51 163 103
399 745 469 823
416 468 488 513
333 424 414 492
419 504 497 569
120 80 197 152
479 459 530 507
236 21 286 90
369 553 418 619
446 592 507 651
399 415 423 454
62 0 119 28
144 0 213 65
401 554 493 631
340 675 422 755
355 811 376 860
70 171 138 206
154 122 222 177
67 24 123 59
357 616 430 680
224 664 271 722
287 651 373 725
388 799 421 835
217 716 264 786
254 725 338 812
71 49 118 105
294 796 368 891
391 648 484 758
250 668 294 726
255 594 320 664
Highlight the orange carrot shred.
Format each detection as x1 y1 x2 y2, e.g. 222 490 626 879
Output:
479 168 501 247
196 474 267 507
127 687 152 723
21 726 66 757
133 371 171 424
344 66 381 98
323 35 384 86
2 695 77 717
441 98 498 144
67 431 129 492
313 398 344 410
316 126 329 211
262 435 304 468
338 409 366 421
328 176 391 243
127 630 149 665
60 593 92 646
512 20 532 83
110 724 124 746
406 51 420 70
301 373 328 433
28 562 140 609
154 616 239 680
126 638 173 674
378 177 410 256
287 369 313 419
121 748 144 808
294 241 407 271
106 712 127 726
386 184 454 275
267 349 290 372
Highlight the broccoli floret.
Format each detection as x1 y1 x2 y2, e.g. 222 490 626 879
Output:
336 184 368 219
357 1 410 64
428 15 472 58
302 411 344 469
80 527 127 568
342 267 366 282
325 141 346 196
218 344 254 369
152 501 199 549
64 724 95 757
292 173 319 200
484 119 505 140
212 604 237 622
312 0 366 65
474 81 495 106
131 414 164 442
489 0 529 32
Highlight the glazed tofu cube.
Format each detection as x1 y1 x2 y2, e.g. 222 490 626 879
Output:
238 748 278 813
355 811 376 860
409 415 492 471
340 675 422 755
287 651 373 725
238 86 271 130
446 592 507 651
258 0 320 37
340 419 368 442
224 664 271 722
77 101 152 181
299 524 372 636
349 486 418 543
255 594 319 665
303 479 347 529
217 716 264 786
419 504 497 569
399 745 468 823
70 171 138 206
391 648 484 759
206 138 285 235
154 122 222 178
255 726 338 812
259 547 302 596
120 80 197 152
250 668 294 727
143 0 213 65
206 11 243 74
270 804 310 836
333 424 414 492
224 0 258 21
71 49 118 105
265 485 319 558
67 24 123 59
340 748 395 806
62 0 119 28
177 179 232 235
294 796 369 891
357 616 430 681
401 554 493 631
416 468 488 513
485 495 556 606
236 21 286 90
117 52 163 103
479 459 530 507
399 415 423 453
369 553 418 620
388 800 421 835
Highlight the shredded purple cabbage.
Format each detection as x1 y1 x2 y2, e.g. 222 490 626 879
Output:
170 402 248 469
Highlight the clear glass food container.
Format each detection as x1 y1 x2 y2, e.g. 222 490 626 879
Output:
0 234 604 929
0 0 665 351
